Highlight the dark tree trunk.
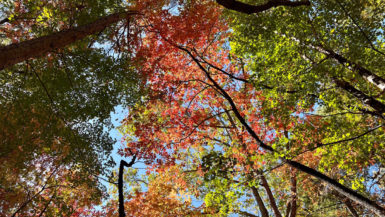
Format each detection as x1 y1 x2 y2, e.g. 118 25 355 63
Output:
325 49 385 91
334 78 385 114
259 172 282 217
251 186 270 217
118 156 136 217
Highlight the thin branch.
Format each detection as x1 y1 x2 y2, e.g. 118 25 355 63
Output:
305 125 382 153
11 167 59 217
335 1 385 57
37 190 56 217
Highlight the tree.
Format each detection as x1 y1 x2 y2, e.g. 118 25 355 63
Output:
0 1 143 214
2 0 385 216
119 0 385 215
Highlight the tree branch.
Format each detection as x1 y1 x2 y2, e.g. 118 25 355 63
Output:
216 0 310 14
177 45 385 216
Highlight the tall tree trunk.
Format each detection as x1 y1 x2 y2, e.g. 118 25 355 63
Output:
118 156 136 217
259 172 283 217
216 0 310 14
251 186 270 217
325 48 385 91
0 11 137 70
298 44 385 116
179 46 385 216
289 169 297 217
334 78 385 114
285 35 385 91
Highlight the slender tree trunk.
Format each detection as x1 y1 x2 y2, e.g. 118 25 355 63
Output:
216 0 310 14
0 11 137 70
37 191 55 217
298 44 385 116
251 186 270 217
289 169 297 217
180 44 385 217
118 156 136 217
259 172 282 217
285 160 385 217
325 48 385 91
334 78 385 114
286 35 385 91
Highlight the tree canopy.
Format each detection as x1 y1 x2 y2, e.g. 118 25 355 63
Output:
1 0 385 216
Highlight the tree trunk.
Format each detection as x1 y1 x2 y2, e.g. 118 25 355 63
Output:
334 78 385 114
285 35 385 91
259 172 282 217
251 186 270 217
118 156 136 217
285 159 385 217
0 11 137 70
325 48 385 91
289 169 297 217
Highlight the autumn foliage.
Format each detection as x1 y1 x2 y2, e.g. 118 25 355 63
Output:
1 0 385 216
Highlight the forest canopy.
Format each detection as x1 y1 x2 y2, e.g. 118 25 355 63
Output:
0 0 385 216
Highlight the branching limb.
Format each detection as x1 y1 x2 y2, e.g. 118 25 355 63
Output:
216 0 310 14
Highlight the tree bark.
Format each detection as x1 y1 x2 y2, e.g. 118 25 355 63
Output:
284 35 385 92
216 0 310 14
325 48 385 91
334 78 385 114
118 156 136 217
0 11 137 70
259 172 283 217
251 186 270 217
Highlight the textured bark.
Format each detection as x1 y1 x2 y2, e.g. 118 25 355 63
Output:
251 186 270 217
181 44 385 217
0 11 137 70
325 48 385 91
259 172 282 217
286 35 385 91
118 156 136 217
216 0 310 14
334 78 385 114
